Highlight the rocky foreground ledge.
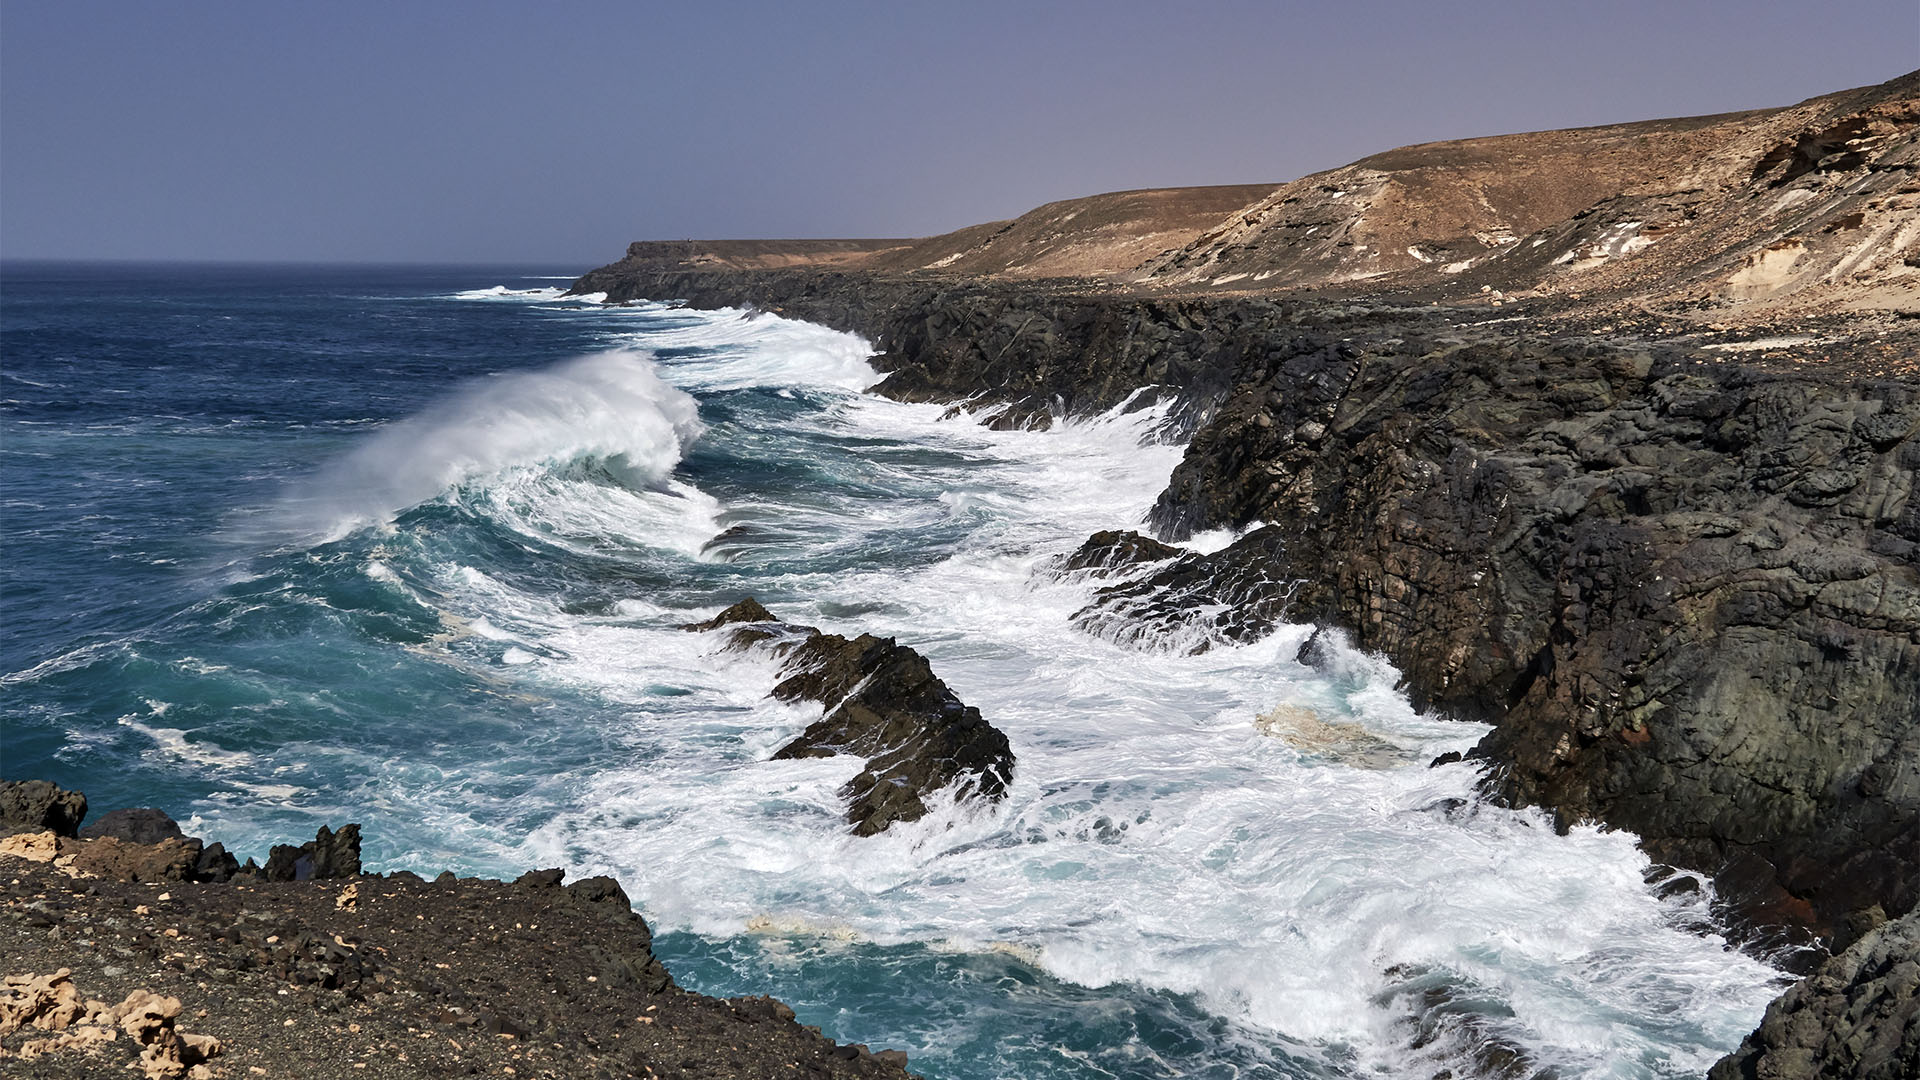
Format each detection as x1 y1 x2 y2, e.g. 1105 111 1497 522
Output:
0 781 916 1080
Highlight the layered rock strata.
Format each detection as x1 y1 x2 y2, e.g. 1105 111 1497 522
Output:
685 599 1015 835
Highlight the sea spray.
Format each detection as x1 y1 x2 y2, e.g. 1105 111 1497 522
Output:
258 348 703 545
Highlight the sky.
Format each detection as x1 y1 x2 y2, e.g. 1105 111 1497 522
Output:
3 1 1915 266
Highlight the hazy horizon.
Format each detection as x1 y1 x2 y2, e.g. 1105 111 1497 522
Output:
4 2 1915 266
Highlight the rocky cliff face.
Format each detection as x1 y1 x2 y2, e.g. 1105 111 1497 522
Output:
1145 326 1920 942
572 67 1920 1075
1710 907 1920 1079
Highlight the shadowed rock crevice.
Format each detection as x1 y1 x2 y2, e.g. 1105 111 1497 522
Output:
684 600 1015 835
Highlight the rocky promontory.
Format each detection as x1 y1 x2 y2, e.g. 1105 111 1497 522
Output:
685 599 1015 835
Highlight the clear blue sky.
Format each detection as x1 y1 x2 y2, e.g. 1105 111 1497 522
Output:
3 1 1914 265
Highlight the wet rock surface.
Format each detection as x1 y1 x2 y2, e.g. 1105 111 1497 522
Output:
1710 908 1920 1079
685 599 1015 835
577 256 1918 1075
1 808 916 1080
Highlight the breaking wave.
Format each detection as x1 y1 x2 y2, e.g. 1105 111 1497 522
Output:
259 349 703 545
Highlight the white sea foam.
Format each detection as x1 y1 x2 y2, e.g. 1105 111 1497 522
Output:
613 307 882 392
260 349 704 544
449 285 572 302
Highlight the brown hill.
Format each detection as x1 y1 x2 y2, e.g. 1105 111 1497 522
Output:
862 184 1279 278
1135 71 1920 316
594 238 913 274
592 72 1917 320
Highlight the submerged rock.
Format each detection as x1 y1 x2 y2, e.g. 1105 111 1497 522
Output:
1073 527 1296 652
687 598 1015 834
1058 529 1182 576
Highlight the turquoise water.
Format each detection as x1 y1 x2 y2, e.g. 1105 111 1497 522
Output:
0 264 1784 1078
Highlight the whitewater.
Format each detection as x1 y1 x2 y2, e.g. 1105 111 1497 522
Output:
0 268 1785 1079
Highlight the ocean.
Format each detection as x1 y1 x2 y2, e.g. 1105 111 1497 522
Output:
0 262 1785 1078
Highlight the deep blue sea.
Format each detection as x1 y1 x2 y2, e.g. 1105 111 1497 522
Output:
1 263 1785 1078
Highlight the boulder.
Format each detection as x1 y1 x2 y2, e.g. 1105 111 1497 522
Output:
80 808 184 845
0 780 87 838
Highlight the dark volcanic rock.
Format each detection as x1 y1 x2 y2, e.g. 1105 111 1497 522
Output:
575 263 1919 941
261 824 362 882
1145 330 1920 939
1 817 910 1079
772 633 1013 835
682 596 776 630
1059 529 1183 576
1074 527 1298 652
1710 908 1920 1079
687 599 1015 835
569 266 1339 435
79 806 185 845
0 779 87 837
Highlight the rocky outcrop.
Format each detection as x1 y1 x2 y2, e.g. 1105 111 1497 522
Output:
580 254 1919 941
79 808 186 845
572 265 1353 432
257 823 361 882
686 600 1015 835
1066 527 1298 651
0 780 87 838
0 791 241 884
1710 908 1920 1079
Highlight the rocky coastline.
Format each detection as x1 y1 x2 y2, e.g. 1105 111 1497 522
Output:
573 264 1919 939
567 255 1919 1074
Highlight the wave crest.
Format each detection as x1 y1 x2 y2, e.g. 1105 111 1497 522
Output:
268 349 703 543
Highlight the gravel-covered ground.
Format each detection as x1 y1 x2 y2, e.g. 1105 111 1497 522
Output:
2 840 916 1080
